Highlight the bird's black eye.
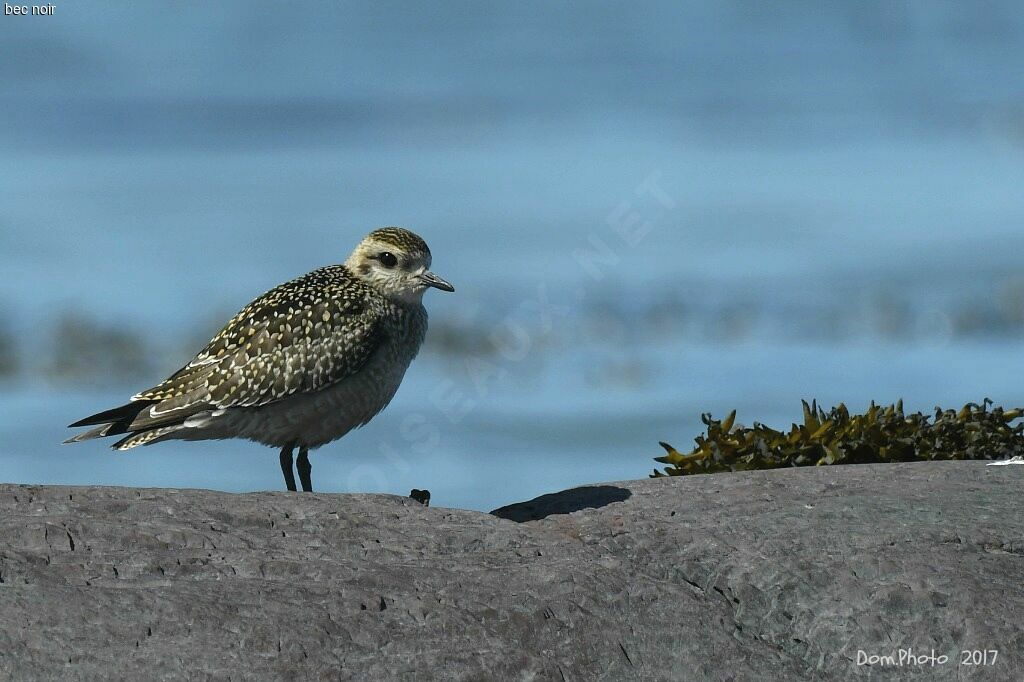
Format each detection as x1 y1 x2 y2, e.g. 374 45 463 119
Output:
378 252 398 268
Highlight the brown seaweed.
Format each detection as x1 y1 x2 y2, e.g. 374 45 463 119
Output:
653 399 1024 477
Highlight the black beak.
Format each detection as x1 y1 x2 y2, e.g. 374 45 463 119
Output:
420 270 454 292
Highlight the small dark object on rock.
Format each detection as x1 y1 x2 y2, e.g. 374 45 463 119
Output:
409 489 430 506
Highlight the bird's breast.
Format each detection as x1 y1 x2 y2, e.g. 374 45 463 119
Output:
237 306 428 449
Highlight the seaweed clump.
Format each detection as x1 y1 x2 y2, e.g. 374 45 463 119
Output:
652 399 1024 477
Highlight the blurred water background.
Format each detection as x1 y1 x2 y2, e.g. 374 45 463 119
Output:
2 2 1023 511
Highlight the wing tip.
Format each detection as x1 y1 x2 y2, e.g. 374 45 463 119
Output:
67 416 95 428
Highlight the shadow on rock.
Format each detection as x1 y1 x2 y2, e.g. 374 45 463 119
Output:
490 485 632 522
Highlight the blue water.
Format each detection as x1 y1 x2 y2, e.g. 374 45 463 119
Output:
1 2 1023 510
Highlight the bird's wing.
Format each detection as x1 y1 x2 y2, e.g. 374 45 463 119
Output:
132 267 384 422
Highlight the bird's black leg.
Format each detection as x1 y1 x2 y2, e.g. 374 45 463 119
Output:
297 446 313 492
280 444 297 492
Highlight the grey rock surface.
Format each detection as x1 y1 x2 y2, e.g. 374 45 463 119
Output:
0 461 1021 680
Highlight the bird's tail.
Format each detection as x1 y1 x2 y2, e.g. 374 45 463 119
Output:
67 386 216 449
64 400 159 448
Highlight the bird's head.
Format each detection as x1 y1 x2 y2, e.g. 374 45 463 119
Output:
345 227 454 304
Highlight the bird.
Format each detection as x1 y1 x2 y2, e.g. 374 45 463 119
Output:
65 227 454 492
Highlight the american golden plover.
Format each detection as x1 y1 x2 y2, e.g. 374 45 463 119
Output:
66 227 453 492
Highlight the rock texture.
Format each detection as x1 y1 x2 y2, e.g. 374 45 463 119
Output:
0 462 1021 680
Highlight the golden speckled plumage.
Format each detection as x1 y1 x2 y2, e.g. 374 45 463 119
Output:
136 265 384 409
66 227 453 491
